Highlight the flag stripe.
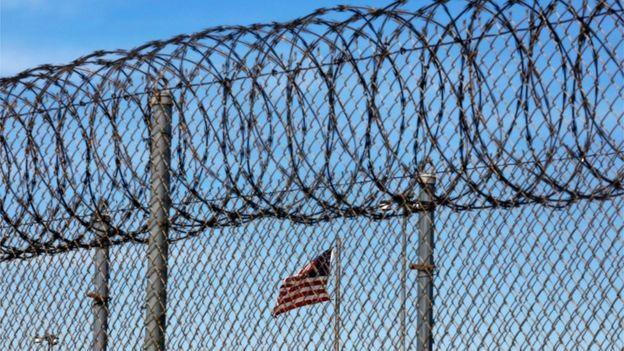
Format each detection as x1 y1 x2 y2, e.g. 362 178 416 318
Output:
273 294 331 316
280 277 328 291
278 283 327 298
282 275 327 285
278 285 328 301
277 286 329 305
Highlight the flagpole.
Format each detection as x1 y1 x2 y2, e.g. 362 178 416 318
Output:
333 234 342 351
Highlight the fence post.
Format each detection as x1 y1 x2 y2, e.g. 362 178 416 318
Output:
89 200 110 351
412 174 436 351
143 89 173 351
399 212 408 351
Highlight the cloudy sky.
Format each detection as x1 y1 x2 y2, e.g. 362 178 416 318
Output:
0 0 383 77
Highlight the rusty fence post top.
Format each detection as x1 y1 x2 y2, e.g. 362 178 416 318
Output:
149 90 173 106
419 173 437 185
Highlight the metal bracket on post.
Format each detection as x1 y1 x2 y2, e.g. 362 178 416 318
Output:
143 89 173 351
33 332 59 351
88 199 110 351
415 173 436 351
409 263 436 275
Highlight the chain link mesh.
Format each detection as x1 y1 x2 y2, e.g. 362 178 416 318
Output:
1 0 623 350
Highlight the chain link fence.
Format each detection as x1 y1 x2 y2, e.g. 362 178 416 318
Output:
1 0 623 350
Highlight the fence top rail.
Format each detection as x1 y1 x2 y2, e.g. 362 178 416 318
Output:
1 0 623 261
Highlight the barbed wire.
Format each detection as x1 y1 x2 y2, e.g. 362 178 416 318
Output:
2 5 616 119
1 0 623 261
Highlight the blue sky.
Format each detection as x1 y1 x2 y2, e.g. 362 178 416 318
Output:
0 0 387 77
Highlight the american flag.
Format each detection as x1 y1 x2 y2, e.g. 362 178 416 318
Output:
272 248 332 316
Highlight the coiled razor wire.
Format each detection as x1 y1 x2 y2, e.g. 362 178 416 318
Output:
0 0 623 261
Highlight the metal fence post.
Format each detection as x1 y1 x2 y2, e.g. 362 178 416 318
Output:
399 212 408 351
412 174 436 351
89 200 110 351
143 90 173 351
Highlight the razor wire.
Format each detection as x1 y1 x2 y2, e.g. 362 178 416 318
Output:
0 0 623 261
